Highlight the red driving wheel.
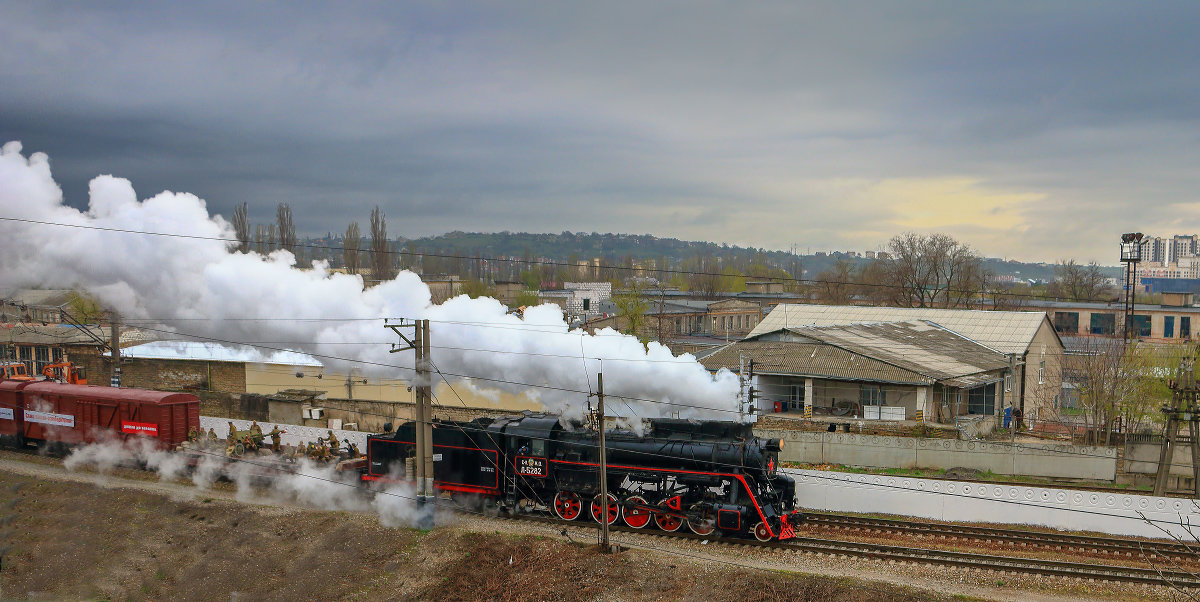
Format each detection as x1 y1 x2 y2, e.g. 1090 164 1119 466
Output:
622 495 652 528
590 493 619 525
553 491 582 521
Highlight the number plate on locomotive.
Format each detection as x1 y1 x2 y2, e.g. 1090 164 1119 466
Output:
515 456 547 477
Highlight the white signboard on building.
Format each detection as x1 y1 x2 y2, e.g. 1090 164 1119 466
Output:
0 408 13 421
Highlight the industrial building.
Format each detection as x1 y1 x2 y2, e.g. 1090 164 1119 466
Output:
741 304 1064 424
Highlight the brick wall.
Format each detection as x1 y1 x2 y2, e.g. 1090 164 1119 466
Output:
117 358 245 392
62 346 247 394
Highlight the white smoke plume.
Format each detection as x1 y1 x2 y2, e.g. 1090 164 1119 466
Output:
0 141 743 422
65 438 443 528
64 435 189 482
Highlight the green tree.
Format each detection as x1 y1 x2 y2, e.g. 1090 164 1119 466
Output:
67 293 105 324
460 279 495 299
512 290 541 308
612 281 650 343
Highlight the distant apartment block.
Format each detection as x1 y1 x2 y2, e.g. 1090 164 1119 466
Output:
1137 235 1200 291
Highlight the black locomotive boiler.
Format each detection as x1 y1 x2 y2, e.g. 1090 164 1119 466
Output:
364 413 804 541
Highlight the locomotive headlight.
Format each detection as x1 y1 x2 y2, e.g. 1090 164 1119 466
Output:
764 438 784 452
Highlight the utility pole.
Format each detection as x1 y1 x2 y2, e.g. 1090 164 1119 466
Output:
386 318 435 528
595 372 610 552
109 312 121 388
1154 352 1200 497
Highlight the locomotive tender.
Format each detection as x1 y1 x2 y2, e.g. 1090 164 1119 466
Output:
365 413 803 541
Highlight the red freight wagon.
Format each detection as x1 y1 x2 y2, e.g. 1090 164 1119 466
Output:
0 381 199 450
0 380 33 441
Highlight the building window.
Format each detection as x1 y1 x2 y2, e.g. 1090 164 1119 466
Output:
1090 313 1116 335
1130 315 1151 338
582 298 590 311
1038 360 1045 385
1165 316 1176 338
859 385 884 406
1183 316 1192 339
968 383 997 415
17 345 33 373
34 346 50 374
1053 312 1079 334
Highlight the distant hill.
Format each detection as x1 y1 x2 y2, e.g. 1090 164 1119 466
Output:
381 231 1119 282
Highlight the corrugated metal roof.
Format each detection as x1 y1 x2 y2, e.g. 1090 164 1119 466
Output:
0 325 158 347
704 320 1010 387
700 341 930 385
791 320 1010 381
0 289 77 308
747 304 1051 355
110 341 323 367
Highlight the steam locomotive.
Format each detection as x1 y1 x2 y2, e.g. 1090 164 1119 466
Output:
363 413 803 541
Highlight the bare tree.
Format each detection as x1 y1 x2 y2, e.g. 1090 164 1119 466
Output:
343 222 361 275
266 224 278 252
1067 338 1173 445
254 224 267 255
231 202 251 253
815 259 854 304
690 251 722 299
369 206 393 281
276 203 297 257
1048 259 1113 302
882 232 983 308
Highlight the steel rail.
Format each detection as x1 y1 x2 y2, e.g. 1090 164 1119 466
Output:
509 513 1200 588
806 513 1197 559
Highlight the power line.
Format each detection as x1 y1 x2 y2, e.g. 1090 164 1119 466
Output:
98 445 921 600
0 215 1123 304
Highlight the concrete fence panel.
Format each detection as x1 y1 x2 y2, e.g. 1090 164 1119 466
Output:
758 429 1117 481
788 468 1200 540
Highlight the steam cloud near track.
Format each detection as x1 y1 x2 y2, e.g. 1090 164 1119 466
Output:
63 438 438 528
0 141 742 422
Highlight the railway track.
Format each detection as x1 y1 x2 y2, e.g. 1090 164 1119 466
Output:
511 514 1200 589
806 513 1197 560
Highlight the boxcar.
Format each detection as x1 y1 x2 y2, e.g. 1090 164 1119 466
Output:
0 380 199 449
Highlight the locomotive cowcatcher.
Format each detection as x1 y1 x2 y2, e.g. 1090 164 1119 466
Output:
364 413 803 541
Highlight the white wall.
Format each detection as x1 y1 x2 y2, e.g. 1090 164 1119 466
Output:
789 468 1200 539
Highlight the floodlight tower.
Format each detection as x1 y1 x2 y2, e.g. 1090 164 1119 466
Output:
1120 233 1144 343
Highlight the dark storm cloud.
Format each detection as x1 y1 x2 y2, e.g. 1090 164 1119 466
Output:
1 1 1197 260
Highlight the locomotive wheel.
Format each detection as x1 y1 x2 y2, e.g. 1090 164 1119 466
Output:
553 491 582 521
621 495 652 529
686 503 717 537
589 493 619 525
654 500 683 532
752 521 773 542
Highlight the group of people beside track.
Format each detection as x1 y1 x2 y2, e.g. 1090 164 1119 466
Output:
182 421 361 463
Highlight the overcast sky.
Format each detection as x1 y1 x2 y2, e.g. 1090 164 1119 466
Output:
1 2 1197 263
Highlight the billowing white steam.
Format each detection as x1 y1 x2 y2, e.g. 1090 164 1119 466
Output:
64 440 439 528
63 435 190 482
0 141 742 421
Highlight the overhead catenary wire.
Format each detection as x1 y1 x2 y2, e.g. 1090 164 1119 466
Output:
71 319 1196 472
3 310 1180 472
135 446 923 601
0 215 1132 305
